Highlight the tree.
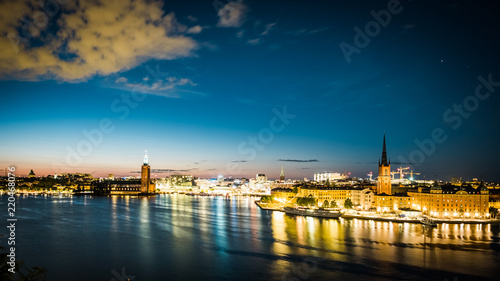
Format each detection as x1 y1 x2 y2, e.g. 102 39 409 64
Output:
292 186 298 194
261 195 274 203
344 198 353 209
325 179 330 187
489 207 498 219
330 200 338 209
296 197 317 207
322 200 329 208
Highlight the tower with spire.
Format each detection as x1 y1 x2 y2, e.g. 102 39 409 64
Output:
141 150 152 193
279 164 285 182
377 134 392 195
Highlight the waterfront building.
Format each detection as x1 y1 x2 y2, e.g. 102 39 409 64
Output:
95 180 142 194
489 188 500 209
296 185 353 207
271 187 296 203
141 151 154 193
351 188 374 210
377 134 391 195
374 193 411 212
407 183 490 218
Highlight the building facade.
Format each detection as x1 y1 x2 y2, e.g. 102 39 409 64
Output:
351 188 374 210
313 172 346 183
297 186 352 208
374 194 412 212
407 185 490 219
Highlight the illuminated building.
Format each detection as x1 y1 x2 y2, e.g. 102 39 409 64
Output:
271 187 295 202
351 188 374 210
279 165 285 181
407 183 490 218
313 172 346 183
377 134 391 195
297 186 353 208
256 174 267 183
28 169 36 178
170 175 194 186
141 151 153 193
374 193 411 212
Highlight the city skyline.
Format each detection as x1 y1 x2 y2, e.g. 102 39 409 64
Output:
1 0 500 181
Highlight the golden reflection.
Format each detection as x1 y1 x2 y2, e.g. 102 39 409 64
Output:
270 211 288 254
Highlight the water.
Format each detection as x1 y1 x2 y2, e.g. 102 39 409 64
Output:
2 194 500 281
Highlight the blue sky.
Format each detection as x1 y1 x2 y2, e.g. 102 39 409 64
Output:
1 0 499 180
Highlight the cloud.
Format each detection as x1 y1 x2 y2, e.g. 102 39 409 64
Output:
260 23 276 35
187 15 198 22
278 159 319 163
0 0 198 81
187 25 203 34
216 0 248 28
247 38 260 45
231 160 247 163
286 27 330 36
115 77 128 83
115 76 197 97
236 30 245 38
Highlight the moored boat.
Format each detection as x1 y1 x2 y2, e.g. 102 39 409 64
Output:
420 217 437 227
284 206 342 218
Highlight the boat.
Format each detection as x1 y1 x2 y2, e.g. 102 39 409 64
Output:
284 206 342 219
420 217 437 227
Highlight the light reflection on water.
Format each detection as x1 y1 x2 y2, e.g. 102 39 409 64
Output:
3 194 500 281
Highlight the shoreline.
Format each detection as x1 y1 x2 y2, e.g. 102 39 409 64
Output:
255 201 500 225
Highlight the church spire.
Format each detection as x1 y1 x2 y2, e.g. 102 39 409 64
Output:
380 134 388 166
280 164 285 181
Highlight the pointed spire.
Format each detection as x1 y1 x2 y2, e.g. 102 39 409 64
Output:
280 164 285 181
143 150 149 165
380 134 388 166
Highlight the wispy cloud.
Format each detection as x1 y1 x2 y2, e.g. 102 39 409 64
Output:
286 27 330 36
187 25 204 34
247 38 261 45
114 76 197 97
0 0 198 81
216 0 249 28
231 160 247 163
278 159 319 163
260 23 276 35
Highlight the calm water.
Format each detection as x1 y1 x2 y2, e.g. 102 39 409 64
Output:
2 194 500 281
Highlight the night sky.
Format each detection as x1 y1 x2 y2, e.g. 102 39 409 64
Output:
1 0 499 181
